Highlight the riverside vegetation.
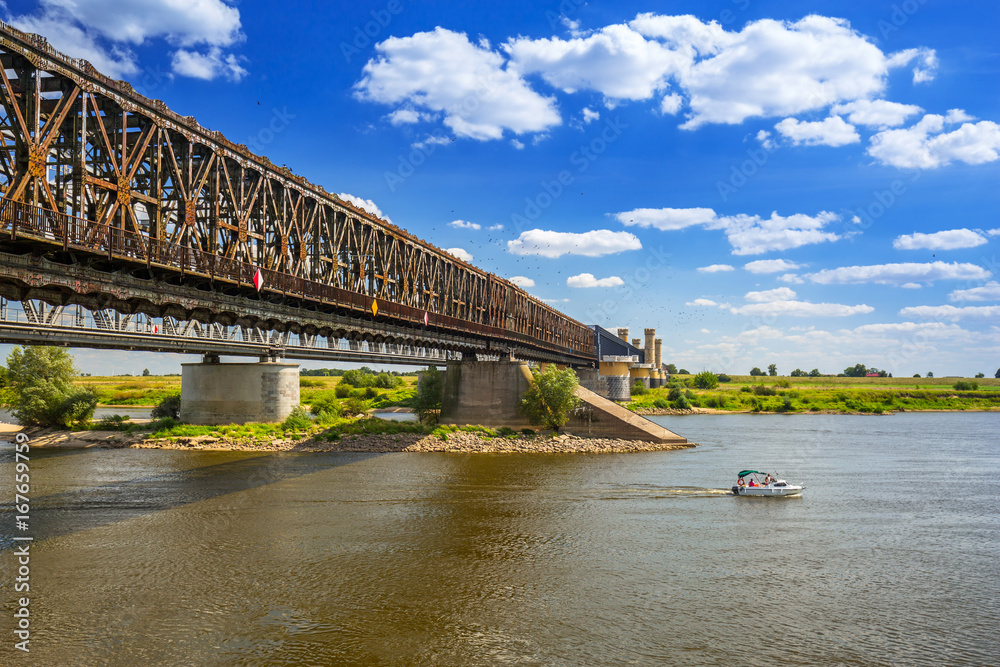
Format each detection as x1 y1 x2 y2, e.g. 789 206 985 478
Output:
629 373 1000 414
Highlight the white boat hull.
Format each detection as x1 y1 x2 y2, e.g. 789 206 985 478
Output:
732 484 803 497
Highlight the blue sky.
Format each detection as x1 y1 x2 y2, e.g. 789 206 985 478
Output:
3 0 999 377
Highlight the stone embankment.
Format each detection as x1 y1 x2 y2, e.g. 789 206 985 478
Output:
132 431 693 453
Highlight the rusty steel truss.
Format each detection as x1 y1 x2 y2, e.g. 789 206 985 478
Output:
0 22 595 365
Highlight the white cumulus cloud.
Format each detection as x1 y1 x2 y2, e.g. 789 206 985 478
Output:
744 259 803 274
686 298 720 307
949 281 1000 302
8 0 244 81
567 273 625 288
745 287 798 302
731 299 873 317
448 220 481 230
171 46 246 82
445 247 473 262
899 305 1000 320
774 116 860 147
868 110 1000 168
508 276 535 288
615 207 843 255
338 193 389 222
807 261 990 285
830 99 922 128
355 28 560 140
893 229 988 251
696 264 735 273
508 229 641 258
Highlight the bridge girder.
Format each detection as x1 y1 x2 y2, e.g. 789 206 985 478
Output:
0 23 595 366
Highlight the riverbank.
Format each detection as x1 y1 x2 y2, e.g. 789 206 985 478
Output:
10 426 691 453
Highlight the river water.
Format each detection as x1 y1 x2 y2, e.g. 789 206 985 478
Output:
1 412 997 665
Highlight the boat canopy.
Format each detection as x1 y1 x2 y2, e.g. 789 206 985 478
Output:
737 470 763 478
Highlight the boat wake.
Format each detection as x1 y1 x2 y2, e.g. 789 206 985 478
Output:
594 484 734 499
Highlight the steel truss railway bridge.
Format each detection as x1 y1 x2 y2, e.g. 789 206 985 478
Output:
0 23 596 374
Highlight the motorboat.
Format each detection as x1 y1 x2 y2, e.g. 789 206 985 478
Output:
732 470 803 497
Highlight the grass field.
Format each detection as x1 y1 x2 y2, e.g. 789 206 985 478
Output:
628 374 1000 414
76 374 419 408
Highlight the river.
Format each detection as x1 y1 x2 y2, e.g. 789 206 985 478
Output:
1 412 997 665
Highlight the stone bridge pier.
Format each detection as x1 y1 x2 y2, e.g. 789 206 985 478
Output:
179 354 300 425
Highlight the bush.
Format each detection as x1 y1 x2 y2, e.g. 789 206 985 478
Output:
334 383 352 399
673 396 691 410
4 346 99 428
752 385 777 396
340 369 375 388
717 374 732 383
692 371 719 389
282 406 313 431
667 387 682 401
631 379 649 396
148 416 179 431
653 397 670 409
953 381 979 391
96 414 131 431
152 393 181 419
777 396 794 412
341 397 369 417
374 372 403 389
309 394 342 417
364 386 379 399
299 377 324 388
519 365 580 430
412 366 443 424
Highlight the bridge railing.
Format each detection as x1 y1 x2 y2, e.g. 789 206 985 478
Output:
0 200 589 360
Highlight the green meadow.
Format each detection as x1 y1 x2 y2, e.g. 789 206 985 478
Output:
628 374 1000 414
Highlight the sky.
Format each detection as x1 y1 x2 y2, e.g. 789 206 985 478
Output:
2 0 999 377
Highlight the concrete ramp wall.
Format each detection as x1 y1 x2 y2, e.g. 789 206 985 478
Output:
564 385 688 444
439 361 689 445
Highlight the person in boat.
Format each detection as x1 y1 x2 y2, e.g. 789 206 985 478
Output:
747 478 757 487
763 474 773 485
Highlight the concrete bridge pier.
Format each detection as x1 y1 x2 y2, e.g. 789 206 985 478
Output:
599 359 632 401
439 360 688 444
179 354 300 425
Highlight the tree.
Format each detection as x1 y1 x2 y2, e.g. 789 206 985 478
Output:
142 368 151 377
767 363 777 376
677 368 689 375
843 363 868 378
808 368 821 377
4 346 97 428
926 372 934 378
412 366 443 424
692 371 719 389
665 363 678 375
790 368 806 377
519 365 580 431
975 372 985 378
750 367 764 376
995 368 1000 379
